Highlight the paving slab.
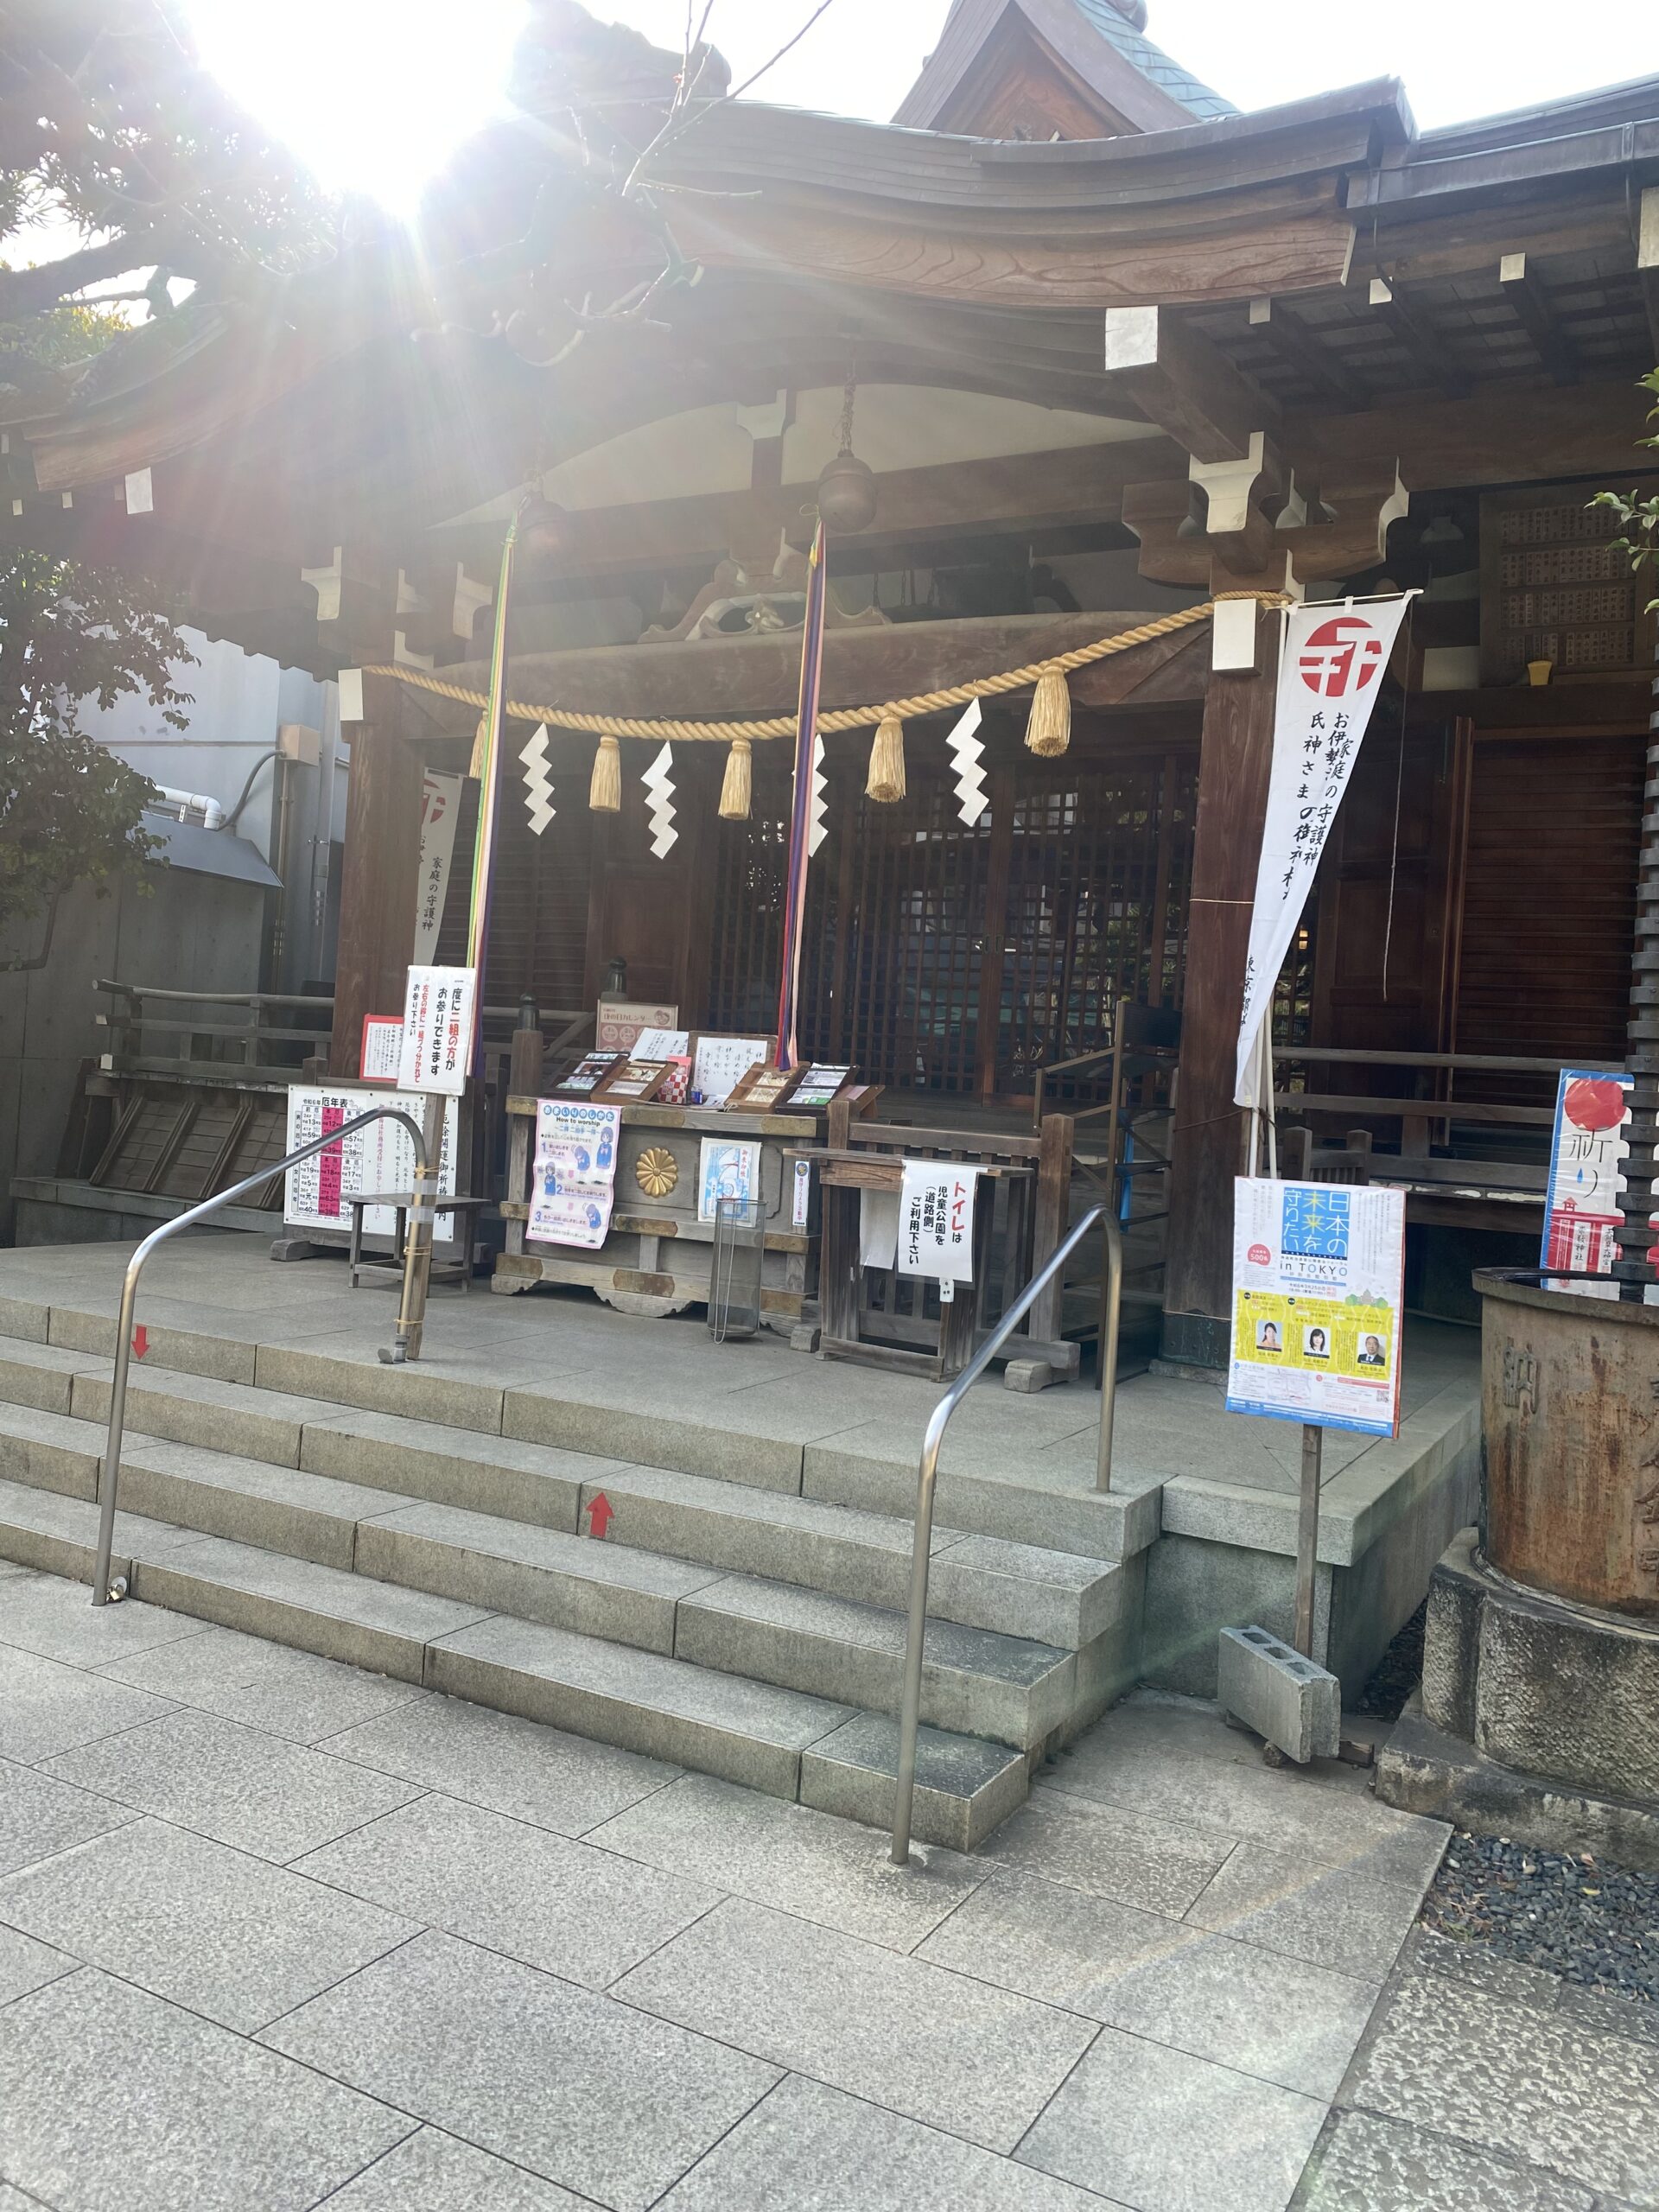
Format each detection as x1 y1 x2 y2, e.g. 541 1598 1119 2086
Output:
261 1929 779 2212
48 1306 257 1383
658 2075 1116 2210
1342 1970 1659 2207
117 1439 419 1572
1017 2026 1327 2212
101 1624 423 1744
0 1335 102 1416
1046 1738 1450 1888
0 1968 412 2212
0 1471 196 1585
324 2127 598 2210
0 1757 134 1878
69 1365 330 1467
613 1896 1096 2154
294 1794 720 1988
316 1694 678 1837
0 1569 206 1668
0 1642 177 1765
0 1921 74 2007
587 1771 986 1952
988 1785 1233 1916
1187 1844 1426 1981
41 1708 423 1865
796 1709 1027 1853
0 1817 415 2032
918 1866 1196 2001
1291 2110 1599 2211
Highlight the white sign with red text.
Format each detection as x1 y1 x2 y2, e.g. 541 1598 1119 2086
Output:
899 1160 976 1285
396 965 476 1096
1234 597 1417 1107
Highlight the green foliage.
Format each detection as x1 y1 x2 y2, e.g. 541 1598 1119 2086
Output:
0 550 194 928
1589 367 1659 614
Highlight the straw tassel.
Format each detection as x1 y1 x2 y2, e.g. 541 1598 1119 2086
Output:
719 737 752 820
588 733 621 811
467 712 489 779
866 711 906 802
1024 666 1071 758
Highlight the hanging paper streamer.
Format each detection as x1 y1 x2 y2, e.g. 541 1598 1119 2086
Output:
642 741 678 858
945 699 987 824
774 521 829 1069
520 722 555 836
463 512 519 1075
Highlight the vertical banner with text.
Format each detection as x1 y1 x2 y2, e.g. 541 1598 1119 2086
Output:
1234 597 1416 1107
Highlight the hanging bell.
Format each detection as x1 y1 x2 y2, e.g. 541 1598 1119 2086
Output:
816 448 878 534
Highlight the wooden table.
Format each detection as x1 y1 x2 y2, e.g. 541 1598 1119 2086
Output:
347 1192 490 1292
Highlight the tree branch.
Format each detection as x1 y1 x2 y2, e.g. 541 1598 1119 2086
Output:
0 231 157 318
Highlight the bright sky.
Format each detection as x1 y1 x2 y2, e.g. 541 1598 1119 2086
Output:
168 0 1659 217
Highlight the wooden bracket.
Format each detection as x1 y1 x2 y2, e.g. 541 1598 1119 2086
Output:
1499 254 1577 388
1103 305 1281 463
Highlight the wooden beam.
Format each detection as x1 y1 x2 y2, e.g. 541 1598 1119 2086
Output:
1162 603 1281 1359
1638 188 1659 364
329 671 425 1077
1103 307 1281 463
1498 253 1578 387
1367 276 1470 401
1247 296 1369 410
1287 377 1651 493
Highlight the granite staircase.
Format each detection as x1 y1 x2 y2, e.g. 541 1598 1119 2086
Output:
0 1296 1154 1848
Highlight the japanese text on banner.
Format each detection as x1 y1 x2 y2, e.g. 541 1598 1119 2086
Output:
528 1099 620 1250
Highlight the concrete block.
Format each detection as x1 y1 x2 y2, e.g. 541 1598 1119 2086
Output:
503 1387 805 1495
117 1440 410 1573
0 1338 98 1416
1001 1357 1053 1394
1217 1624 1339 1764
299 1408 597 1530
69 1367 313 1469
254 1343 507 1435
0 1403 102 1501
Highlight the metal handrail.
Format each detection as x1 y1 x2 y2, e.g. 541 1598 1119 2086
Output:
890 1201 1124 1865
90 1107 435 1607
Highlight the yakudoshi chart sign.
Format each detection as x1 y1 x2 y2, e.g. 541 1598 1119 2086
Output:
1234 598 1416 1107
1227 1178 1406 1438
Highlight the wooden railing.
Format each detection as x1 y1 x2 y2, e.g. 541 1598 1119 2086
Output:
96 982 333 1084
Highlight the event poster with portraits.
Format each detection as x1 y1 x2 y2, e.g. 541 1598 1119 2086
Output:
1226 1178 1405 1438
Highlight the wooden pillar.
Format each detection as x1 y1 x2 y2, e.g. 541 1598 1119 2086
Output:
328 671 424 1075
1162 606 1281 1367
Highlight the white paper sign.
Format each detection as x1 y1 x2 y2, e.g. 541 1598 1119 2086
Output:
124 467 154 515
1226 1178 1406 1437
634 1027 690 1058
1234 597 1416 1107
528 1098 620 1248
791 1157 812 1230
899 1160 976 1283
860 1189 899 1270
693 1036 768 1107
359 1016 404 1084
397 965 476 1096
413 772 463 963
283 1086 457 1243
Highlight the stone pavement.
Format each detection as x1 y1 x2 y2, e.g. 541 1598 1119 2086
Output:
0 1554 1605 2212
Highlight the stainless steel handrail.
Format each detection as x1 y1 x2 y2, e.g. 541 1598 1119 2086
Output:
891 1201 1124 1866
90 1107 434 1607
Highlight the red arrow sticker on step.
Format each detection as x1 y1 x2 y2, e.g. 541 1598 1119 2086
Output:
586 1492 614 1540
131 1325 149 1360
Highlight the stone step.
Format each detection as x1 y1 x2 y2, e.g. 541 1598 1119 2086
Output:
674 1573 1076 1751
0 1402 1072 1746
0 1485 1021 1846
0 1360 1123 1655
575 1463 1121 1650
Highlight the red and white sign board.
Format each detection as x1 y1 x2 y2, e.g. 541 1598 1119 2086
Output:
397 965 476 1096
1235 597 1417 1106
1541 1070 1659 1287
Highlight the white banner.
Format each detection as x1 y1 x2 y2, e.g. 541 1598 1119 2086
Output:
1234 597 1416 1107
413 772 462 963
397 965 477 1096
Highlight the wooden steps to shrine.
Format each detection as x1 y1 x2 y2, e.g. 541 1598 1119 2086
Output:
0 1313 1146 1850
